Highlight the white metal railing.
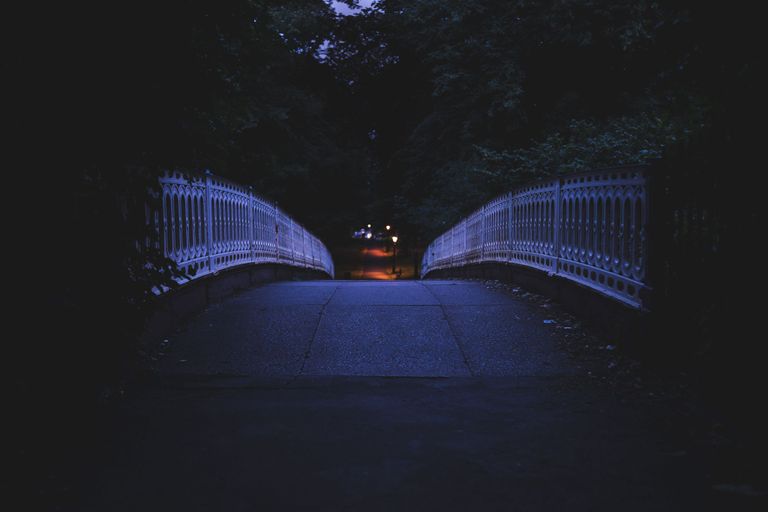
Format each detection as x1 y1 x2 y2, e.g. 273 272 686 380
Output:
148 171 334 285
421 166 649 308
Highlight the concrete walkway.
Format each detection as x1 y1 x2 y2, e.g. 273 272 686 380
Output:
158 281 569 379
71 281 754 511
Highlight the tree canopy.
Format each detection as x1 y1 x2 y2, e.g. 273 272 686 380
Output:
18 0 757 239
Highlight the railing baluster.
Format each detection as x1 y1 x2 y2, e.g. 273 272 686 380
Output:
204 172 215 273
508 193 513 261
552 178 562 274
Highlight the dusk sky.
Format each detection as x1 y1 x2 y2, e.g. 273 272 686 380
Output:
330 0 377 16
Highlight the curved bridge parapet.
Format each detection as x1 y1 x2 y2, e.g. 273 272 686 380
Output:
148 171 334 288
421 165 650 309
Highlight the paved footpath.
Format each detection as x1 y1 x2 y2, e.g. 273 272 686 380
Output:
70 281 760 511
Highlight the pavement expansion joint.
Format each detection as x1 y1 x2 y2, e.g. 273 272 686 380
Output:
290 283 341 383
419 281 476 377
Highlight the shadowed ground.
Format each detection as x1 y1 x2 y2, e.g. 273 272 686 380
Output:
65 281 762 511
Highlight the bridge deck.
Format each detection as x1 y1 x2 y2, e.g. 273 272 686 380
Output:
72 281 736 510
159 280 570 379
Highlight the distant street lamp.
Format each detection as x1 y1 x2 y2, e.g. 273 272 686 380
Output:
385 225 391 231
391 235 398 274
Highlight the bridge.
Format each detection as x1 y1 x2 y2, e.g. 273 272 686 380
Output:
66 168 746 510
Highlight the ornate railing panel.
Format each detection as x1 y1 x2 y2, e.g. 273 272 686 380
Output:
152 171 334 286
421 166 649 308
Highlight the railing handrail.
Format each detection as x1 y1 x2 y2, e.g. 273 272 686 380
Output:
421 165 650 309
148 170 334 289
